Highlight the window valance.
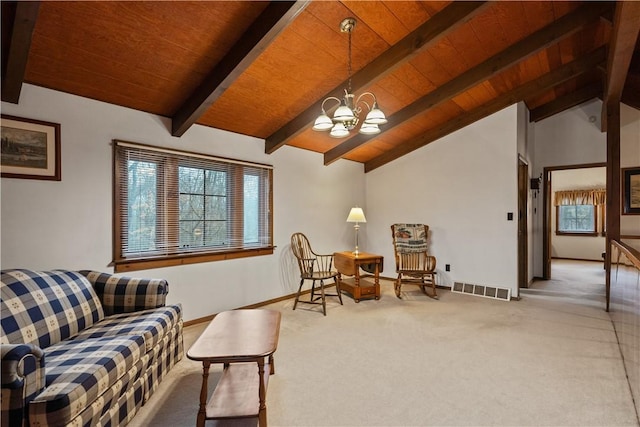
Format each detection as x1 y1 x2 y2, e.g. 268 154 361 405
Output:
554 189 606 206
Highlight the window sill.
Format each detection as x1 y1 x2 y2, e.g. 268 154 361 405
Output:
555 232 598 237
112 247 275 273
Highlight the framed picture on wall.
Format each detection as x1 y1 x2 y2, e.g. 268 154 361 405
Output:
622 167 640 215
1 114 61 181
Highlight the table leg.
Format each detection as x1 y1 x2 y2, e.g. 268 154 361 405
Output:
375 261 381 299
269 354 275 375
196 361 210 427
258 359 267 426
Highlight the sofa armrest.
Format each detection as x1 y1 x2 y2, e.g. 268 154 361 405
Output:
1 344 45 427
79 270 169 315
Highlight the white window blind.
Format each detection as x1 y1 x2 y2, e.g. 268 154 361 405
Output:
114 140 273 265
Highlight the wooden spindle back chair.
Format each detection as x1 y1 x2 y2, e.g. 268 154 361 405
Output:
290 233 343 315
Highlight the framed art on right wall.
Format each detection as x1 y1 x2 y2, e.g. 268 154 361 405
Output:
622 167 640 215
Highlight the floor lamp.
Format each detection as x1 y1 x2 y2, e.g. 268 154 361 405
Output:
346 207 366 256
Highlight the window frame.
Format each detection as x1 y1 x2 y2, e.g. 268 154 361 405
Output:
113 140 274 273
555 204 598 237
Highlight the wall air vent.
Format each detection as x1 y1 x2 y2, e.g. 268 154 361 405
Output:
452 282 511 301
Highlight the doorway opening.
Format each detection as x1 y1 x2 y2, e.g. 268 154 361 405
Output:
535 163 606 298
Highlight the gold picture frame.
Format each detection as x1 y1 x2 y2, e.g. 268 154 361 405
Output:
1 114 61 181
622 167 640 215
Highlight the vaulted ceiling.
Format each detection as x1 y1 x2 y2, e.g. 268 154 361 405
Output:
2 1 639 172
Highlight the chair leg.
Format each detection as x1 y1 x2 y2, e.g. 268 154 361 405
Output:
395 274 402 298
422 273 438 299
335 277 343 305
293 279 304 310
319 279 327 316
429 273 438 299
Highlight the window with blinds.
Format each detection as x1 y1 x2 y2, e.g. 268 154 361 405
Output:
113 140 273 272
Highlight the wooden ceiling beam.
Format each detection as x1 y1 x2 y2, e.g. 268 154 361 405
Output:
264 1 489 154
1 1 40 104
171 1 308 137
325 2 612 166
601 1 640 130
364 46 607 172
529 83 602 122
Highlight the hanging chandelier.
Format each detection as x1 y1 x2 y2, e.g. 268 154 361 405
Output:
312 18 387 139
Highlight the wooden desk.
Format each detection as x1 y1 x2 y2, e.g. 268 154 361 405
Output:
187 309 281 427
333 251 383 302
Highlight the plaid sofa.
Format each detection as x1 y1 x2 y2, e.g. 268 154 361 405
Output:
1 269 183 427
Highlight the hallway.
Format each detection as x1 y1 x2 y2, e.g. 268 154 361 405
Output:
523 259 607 309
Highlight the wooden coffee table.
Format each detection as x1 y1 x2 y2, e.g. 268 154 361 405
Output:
187 309 281 427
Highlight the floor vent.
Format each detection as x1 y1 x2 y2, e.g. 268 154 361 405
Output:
451 282 511 301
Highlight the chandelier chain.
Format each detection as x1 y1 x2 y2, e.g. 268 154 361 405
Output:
347 27 352 94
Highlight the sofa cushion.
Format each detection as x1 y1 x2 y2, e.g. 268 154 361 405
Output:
79 271 169 316
71 305 182 352
1 270 105 348
29 335 147 427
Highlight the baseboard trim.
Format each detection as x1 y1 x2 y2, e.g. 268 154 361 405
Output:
551 257 603 262
184 279 450 328
183 284 338 327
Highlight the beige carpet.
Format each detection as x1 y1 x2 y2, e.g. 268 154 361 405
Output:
128 260 638 426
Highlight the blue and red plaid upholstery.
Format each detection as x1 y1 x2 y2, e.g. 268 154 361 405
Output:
1 269 183 427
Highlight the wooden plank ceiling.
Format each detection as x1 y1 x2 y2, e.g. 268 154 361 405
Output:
2 1 639 172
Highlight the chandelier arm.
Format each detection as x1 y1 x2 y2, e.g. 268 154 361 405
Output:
354 92 378 114
320 96 343 112
355 92 377 107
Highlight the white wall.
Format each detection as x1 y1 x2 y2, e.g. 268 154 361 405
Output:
531 99 606 276
1 84 365 321
364 105 520 296
550 167 606 261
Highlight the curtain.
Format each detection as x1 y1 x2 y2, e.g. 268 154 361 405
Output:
554 189 606 206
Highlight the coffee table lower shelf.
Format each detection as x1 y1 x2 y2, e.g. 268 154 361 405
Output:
206 362 271 420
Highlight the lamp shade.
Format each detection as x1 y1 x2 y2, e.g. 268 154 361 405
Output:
330 123 349 138
346 207 366 223
333 103 355 122
363 103 388 125
312 113 333 131
358 122 380 135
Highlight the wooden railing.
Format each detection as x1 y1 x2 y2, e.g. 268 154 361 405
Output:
609 240 640 417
